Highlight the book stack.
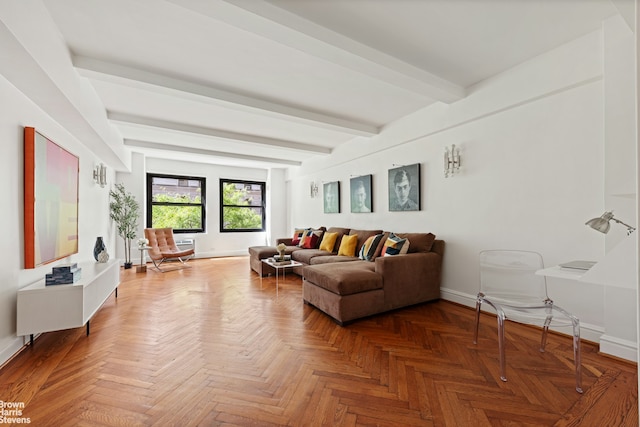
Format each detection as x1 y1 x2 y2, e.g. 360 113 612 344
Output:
46 263 82 286
271 256 291 266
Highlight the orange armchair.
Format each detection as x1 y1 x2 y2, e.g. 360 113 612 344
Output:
144 228 195 272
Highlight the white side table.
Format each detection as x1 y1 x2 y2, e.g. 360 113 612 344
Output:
137 246 151 273
260 258 303 297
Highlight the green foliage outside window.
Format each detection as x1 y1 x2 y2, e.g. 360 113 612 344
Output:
151 192 202 229
222 182 263 230
147 173 205 232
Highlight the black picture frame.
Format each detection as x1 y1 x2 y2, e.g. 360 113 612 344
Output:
350 175 373 213
323 181 340 213
388 163 420 211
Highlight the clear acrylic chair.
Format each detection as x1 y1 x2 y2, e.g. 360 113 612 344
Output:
473 250 583 393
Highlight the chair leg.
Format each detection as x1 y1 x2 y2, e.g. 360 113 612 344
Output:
540 315 552 352
150 258 167 272
497 313 507 382
573 319 583 393
473 297 482 344
177 255 193 268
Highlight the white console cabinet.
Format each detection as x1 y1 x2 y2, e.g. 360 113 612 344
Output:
17 260 120 340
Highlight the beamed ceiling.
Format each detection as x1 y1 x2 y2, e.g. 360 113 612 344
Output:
0 0 628 169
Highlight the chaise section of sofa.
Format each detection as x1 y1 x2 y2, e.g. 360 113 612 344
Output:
302 235 444 325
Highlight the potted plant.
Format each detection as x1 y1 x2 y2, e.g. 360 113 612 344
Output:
109 183 140 269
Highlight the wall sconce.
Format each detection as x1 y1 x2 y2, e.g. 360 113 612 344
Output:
93 163 107 188
586 211 636 235
310 181 319 198
444 144 461 178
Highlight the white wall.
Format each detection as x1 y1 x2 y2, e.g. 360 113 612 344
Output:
601 15 638 360
0 74 115 364
287 26 637 360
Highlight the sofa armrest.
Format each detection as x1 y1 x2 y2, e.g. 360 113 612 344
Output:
375 252 442 309
277 237 294 246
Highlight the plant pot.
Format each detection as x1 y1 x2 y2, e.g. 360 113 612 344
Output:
124 262 133 269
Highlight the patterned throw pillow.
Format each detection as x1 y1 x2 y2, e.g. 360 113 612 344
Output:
359 233 385 261
319 232 338 252
382 233 410 256
302 229 322 249
298 228 312 248
291 228 306 246
337 234 358 257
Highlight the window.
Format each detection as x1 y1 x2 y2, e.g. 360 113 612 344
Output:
147 173 206 233
220 179 265 232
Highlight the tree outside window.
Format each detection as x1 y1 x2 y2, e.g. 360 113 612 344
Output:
220 179 265 232
147 174 205 233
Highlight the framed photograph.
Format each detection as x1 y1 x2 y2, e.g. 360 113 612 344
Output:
24 127 79 269
388 163 420 211
323 181 340 213
350 175 372 213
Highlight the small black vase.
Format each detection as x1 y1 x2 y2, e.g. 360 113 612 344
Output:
93 237 106 261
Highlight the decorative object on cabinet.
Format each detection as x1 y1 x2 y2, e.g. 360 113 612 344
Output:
109 183 141 269
23 127 79 269
585 211 636 235
388 164 420 211
350 175 372 213
45 263 82 286
93 236 109 263
444 144 461 178
93 163 107 187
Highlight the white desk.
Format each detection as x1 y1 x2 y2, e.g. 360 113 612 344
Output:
535 265 590 280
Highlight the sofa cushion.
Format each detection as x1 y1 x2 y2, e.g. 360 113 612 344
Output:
319 232 338 252
358 233 386 261
303 262 381 296
393 232 436 253
249 245 302 261
338 234 358 256
381 233 410 256
309 255 360 265
292 249 331 264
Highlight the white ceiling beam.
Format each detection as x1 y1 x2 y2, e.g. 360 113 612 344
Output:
166 0 465 103
124 139 301 166
0 2 129 170
75 56 377 137
109 112 331 154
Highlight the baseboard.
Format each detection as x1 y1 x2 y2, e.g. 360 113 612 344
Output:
0 336 27 369
194 250 248 258
599 335 638 362
440 286 608 352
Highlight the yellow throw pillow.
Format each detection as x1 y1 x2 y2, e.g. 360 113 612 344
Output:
319 232 338 252
337 234 358 257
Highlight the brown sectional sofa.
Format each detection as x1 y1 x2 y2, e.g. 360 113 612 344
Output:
248 227 444 325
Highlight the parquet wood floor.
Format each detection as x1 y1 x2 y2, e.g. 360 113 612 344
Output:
1 257 637 426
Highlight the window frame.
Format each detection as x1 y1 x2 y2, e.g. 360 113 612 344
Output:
219 178 266 233
146 173 206 233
